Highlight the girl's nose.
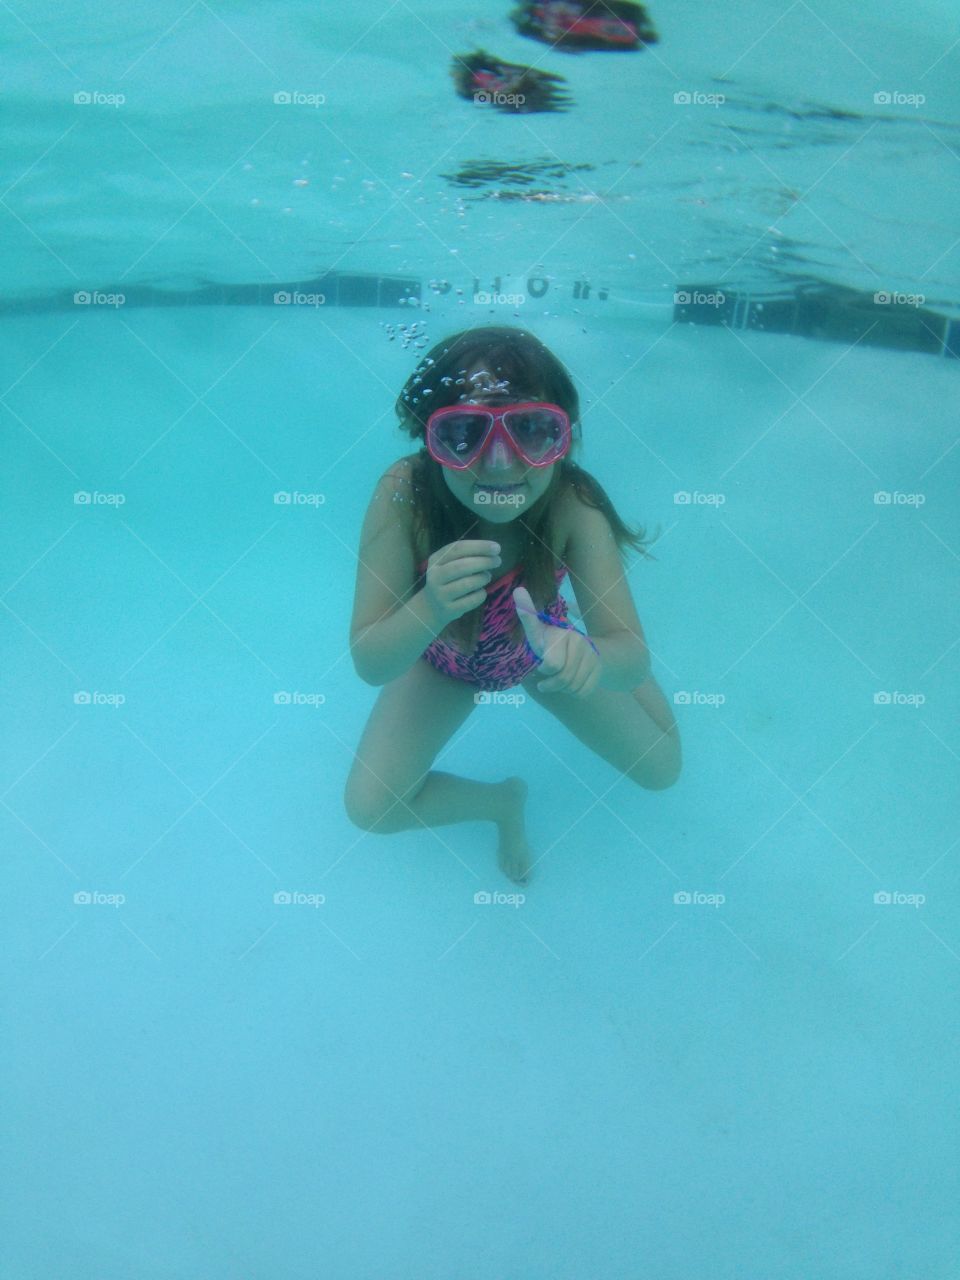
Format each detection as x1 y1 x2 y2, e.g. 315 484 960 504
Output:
483 435 515 469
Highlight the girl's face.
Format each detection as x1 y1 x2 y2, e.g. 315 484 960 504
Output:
437 367 558 528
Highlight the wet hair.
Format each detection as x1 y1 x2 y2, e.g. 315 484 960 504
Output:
394 325 657 655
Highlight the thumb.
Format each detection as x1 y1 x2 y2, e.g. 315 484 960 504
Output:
512 586 546 658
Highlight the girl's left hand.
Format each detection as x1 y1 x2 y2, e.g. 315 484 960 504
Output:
513 586 603 698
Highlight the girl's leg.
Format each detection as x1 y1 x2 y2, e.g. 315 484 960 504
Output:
517 669 682 791
344 660 532 880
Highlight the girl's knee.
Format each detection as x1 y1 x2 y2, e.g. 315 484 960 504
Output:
343 771 424 832
626 729 682 790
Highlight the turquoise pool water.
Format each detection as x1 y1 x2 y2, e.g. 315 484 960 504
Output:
2 3 958 1278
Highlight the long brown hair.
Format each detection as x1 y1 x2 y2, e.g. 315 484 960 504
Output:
394 325 657 654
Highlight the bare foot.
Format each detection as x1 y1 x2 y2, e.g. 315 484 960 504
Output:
496 776 533 885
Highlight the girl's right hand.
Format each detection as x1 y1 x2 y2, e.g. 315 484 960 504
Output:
422 540 502 628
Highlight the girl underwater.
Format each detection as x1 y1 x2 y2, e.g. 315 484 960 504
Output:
346 326 681 884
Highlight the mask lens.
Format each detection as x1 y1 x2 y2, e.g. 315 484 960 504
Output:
430 411 490 465
504 408 566 461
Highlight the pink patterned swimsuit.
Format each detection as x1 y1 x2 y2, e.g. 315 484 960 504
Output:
417 558 570 691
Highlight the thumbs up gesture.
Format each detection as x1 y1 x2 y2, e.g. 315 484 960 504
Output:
512 585 602 697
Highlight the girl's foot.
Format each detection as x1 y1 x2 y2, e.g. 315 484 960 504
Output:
496 776 532 885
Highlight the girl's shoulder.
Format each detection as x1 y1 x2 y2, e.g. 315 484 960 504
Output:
550 472 582 563
376 454 420 512
382 454 427 562
383 452 419 485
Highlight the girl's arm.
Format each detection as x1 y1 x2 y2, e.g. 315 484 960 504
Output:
352 590 441 687
563 494 652 691
349 461 442 686
591 632 651 691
